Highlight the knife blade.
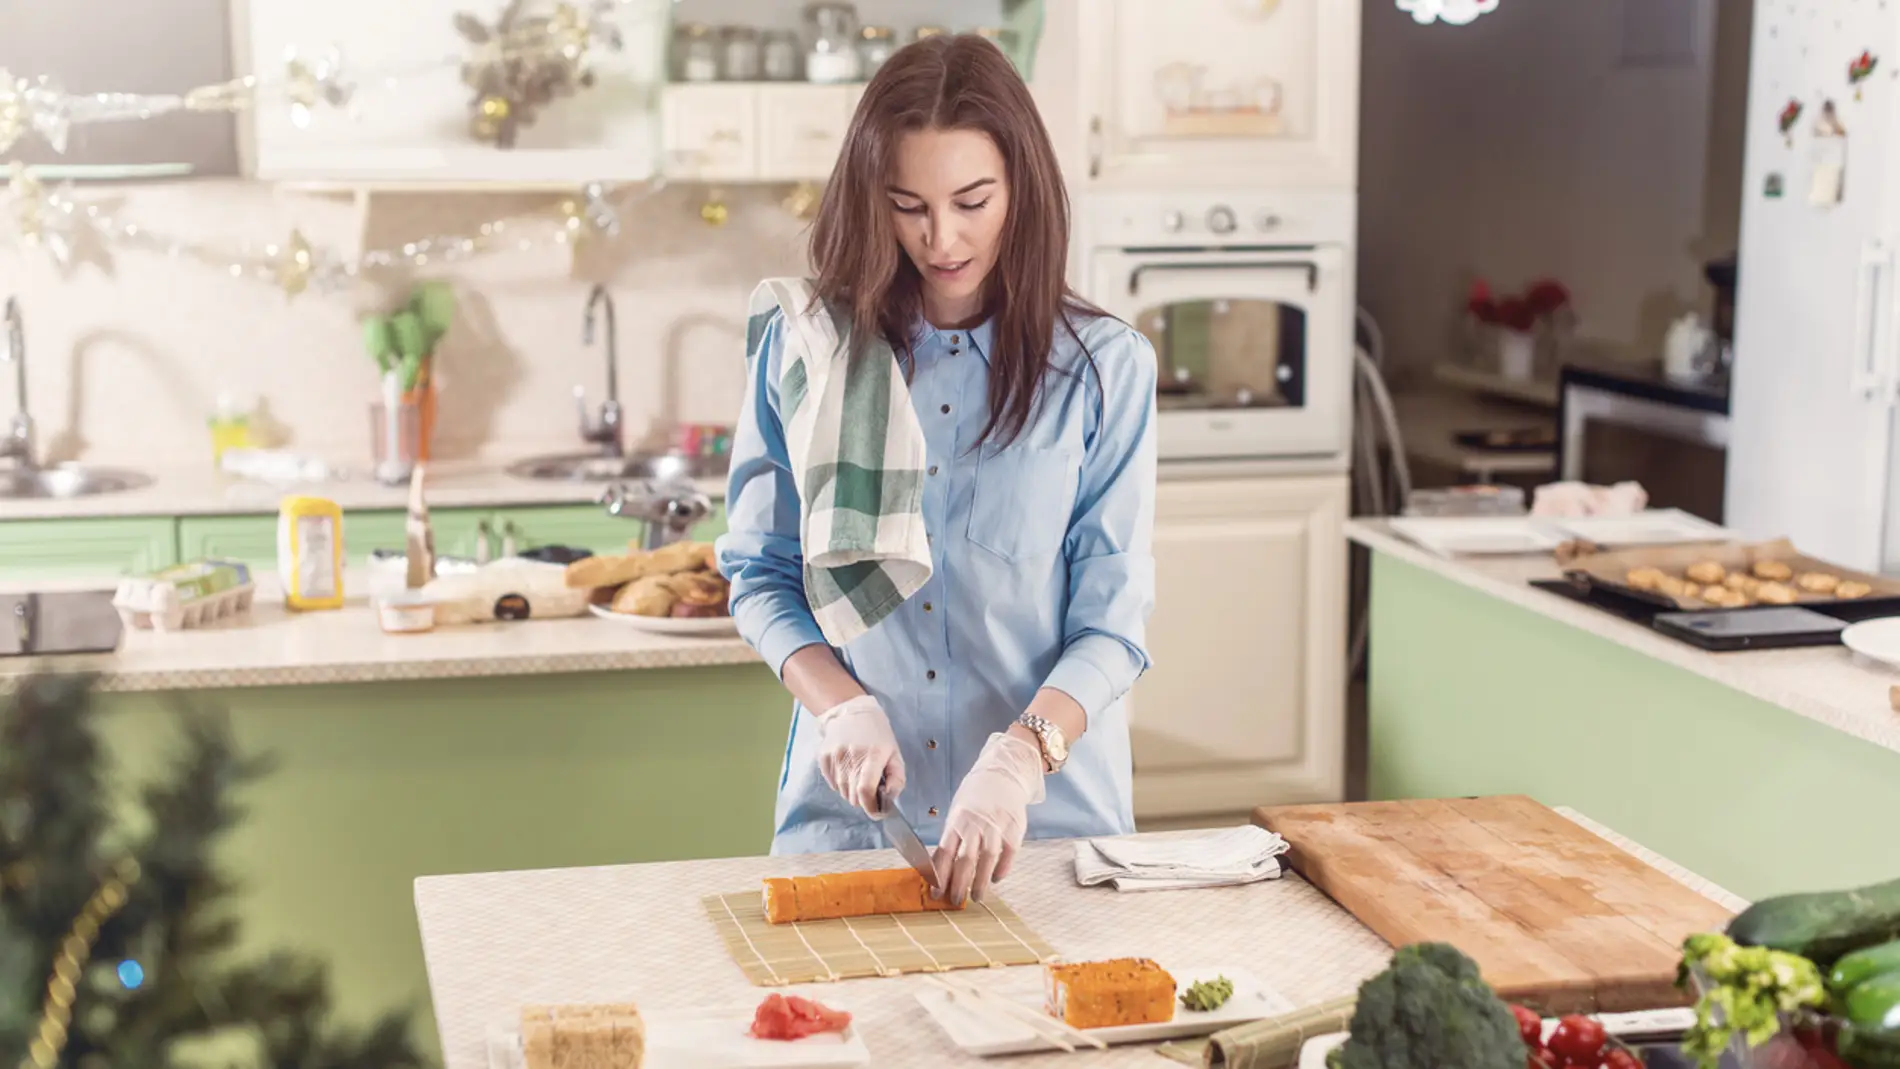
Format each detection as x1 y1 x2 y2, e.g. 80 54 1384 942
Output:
877 784 939 893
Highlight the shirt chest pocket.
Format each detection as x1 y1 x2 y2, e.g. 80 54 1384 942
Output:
966 446 1083 562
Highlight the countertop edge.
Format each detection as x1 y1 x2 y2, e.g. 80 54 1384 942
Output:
0 641 765 694
1346 518 1900 759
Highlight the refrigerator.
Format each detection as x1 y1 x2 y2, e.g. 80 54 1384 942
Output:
1725 0 1900 573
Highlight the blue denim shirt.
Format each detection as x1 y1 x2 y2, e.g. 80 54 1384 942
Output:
715 308 1159 855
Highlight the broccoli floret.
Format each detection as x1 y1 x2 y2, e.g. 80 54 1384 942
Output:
1325 942 1522 1069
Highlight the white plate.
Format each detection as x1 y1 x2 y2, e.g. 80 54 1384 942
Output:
587 603 740 636
1842 617 1900 672
486 1004 869 1069
1386 516 1566 558
915 964 1291 1056
1298 1031 1348 1067
1543 508 1734 547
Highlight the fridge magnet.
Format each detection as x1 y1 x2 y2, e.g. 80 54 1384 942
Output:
1779 99 1804 146
1810 102 1848 206
1851 51 1879 99
1764 172 1785 198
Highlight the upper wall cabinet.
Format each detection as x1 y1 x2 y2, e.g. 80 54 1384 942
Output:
238 0 670 185
0 0 240 175
1077 0 1359 189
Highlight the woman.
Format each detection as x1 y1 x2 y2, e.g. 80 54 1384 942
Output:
716 34 1157 907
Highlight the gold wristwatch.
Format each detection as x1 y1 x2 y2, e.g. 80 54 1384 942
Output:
1016 713 1068 773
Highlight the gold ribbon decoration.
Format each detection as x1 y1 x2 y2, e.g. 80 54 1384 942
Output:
20 856 143 1069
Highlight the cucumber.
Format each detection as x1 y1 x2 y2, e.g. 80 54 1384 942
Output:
1727 876 1900 968
1845 973 1900 1033
1836 942 1900 994
1839 1022 1900 1069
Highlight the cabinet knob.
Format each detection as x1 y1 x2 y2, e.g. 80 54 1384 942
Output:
1207 205 1238 235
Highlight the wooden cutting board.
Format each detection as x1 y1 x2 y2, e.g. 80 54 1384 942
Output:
1252 795 1736 1013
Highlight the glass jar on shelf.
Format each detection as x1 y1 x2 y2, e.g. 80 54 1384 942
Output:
803 1 863 83
672 23 720 82
762 29 803 81
858 25 897 76
719 26 761 81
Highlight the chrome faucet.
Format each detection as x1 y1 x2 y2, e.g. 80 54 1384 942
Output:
0 298 33 472
577 284 623 458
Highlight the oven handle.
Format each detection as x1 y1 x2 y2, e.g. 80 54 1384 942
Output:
1127 260 1320 296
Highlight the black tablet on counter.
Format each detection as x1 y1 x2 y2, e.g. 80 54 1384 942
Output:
1650 605 1848 651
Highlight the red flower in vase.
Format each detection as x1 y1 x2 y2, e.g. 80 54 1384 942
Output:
1524 279 1571 316
1466 276 1570 333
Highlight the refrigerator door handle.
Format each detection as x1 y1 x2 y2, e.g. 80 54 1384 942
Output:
1852 240 1895 400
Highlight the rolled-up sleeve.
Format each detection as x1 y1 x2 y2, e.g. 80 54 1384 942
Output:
714 311 828 677
1041 325 1159 722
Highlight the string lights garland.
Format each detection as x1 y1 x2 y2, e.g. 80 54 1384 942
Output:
18 856 142 1069
0 0 650 156
5 161 650 296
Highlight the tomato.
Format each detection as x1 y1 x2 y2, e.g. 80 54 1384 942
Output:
1526 1047 1560 1069
1548 1015 1608 1062
1599 1050 1641 1069
1509 1004 1543 1047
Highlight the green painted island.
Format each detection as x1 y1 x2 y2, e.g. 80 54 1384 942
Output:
1352 520 1900 904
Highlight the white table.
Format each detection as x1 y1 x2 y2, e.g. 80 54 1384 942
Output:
413 808 1743 1068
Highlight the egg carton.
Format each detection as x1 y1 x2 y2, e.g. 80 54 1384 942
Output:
113 560 257 631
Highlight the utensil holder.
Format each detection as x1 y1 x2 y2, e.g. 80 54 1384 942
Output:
370 399 422 477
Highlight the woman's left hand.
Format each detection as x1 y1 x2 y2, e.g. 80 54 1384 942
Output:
932 732 1046 906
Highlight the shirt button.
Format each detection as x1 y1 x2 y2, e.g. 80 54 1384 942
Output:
950 348 960 356
926 669 937 681
940 404 951 414
950 335 960 344
928 465 939 476
927 738 938 749
928 806 940 817
923 602 933 612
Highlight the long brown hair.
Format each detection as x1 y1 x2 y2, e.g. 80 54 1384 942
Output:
808 33 1102 449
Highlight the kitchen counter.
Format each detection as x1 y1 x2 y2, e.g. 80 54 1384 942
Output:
1348 519 1900 757
1350 519 1900 900
0 569 759 693
0 458 731 521
412 807 1740 1069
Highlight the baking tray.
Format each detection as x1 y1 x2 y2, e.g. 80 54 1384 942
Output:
1531 575 1900 651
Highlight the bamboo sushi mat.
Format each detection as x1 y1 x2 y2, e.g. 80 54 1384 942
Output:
702 891 1059 986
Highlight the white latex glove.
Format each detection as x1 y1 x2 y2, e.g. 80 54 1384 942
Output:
933 732 1047 906
814 695 904 817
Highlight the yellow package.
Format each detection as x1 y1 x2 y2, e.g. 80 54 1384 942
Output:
276 496 345 610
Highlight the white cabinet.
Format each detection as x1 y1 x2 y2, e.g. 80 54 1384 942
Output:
1074 0 1359 189
1128 474 1348 821
239 0 669 185
662 84 860 182
662 85 760 181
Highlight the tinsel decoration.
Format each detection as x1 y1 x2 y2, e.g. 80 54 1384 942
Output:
456 0 625 147
0 672 432 1069
4 166 643 297
20 857 140 1069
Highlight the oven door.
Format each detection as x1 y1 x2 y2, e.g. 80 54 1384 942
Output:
1090 245 1350 462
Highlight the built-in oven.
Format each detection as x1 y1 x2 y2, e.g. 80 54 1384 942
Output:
1083 190 1355 464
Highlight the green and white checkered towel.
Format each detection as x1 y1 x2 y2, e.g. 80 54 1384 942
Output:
748 277 932 647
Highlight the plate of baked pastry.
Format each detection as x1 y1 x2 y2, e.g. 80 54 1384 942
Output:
564 540 739 636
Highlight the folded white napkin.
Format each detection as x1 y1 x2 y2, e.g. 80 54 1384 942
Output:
1072 826 1291 892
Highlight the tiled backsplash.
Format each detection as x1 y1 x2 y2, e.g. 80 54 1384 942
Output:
0 179 810 470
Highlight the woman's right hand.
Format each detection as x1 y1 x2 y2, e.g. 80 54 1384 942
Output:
813 695 905 817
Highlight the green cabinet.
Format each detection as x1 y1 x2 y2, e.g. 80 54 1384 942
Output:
0 517 177 580
0 498 731 582
178 509 494 571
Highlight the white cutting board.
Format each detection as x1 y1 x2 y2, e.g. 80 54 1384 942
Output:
915 964 1289 1056
486 1007 870 1069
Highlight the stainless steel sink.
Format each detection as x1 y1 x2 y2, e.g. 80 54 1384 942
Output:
0 464 153 500
504 451 725 483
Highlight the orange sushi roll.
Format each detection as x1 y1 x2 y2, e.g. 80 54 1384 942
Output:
758 868 963 924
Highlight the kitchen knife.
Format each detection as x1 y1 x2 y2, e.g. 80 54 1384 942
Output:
877 784 939 893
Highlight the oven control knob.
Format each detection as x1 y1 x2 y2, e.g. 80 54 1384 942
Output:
1257 212 1284 231
1162 210 1185 232
1207 205 1238 234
